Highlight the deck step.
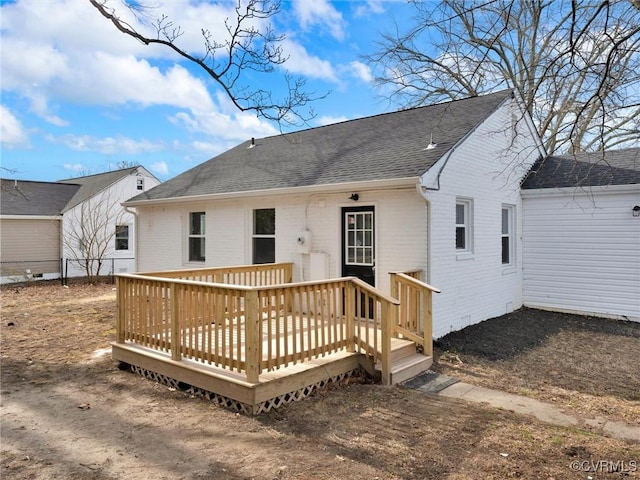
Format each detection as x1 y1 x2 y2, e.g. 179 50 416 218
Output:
389 353 433 385
390 339 418 362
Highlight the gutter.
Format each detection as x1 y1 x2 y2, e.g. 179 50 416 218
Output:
123 177 419 207
0 215 63 220
521 183 639 198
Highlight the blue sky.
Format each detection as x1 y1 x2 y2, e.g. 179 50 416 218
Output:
0 0 416 182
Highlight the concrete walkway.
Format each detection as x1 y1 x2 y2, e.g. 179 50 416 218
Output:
404 372 640 442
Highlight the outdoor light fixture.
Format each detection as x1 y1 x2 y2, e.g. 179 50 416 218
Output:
633 205 640 217
349 193 359 201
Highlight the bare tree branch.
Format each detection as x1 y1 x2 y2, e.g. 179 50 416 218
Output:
367 0 640 154
89 0 324 126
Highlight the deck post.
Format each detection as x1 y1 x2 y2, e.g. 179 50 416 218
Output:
381 301 394 385
345 282 355 353
116 276 126 343
423 290 433 357
170 283 181 361
245 289 261 383
389 273 399 337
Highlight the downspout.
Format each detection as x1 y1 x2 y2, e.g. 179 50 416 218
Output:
124 206 138 273
416 132 463 287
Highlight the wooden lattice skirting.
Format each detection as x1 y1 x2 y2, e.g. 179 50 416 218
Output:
128 364 361 415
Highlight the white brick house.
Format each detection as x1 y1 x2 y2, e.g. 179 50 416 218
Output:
125 90 545 337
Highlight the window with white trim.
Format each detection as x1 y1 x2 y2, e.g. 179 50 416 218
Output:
253 208 275 264
455 199 472 253
115 225 129 250
501 205 515 266
136 178 144 190
188 212 206 262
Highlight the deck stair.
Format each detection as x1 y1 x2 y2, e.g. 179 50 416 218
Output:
359 336 433 385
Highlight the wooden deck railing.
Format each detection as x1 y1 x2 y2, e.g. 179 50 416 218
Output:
389 272 441 356
140 262 293 286
116 265 401 384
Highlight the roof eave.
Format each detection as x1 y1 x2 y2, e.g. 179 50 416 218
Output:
521 183 639 197
123 177 421 207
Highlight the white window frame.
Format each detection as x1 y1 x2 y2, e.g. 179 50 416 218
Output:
501 204 516 268
252 208 275 264
136 178 144 190
115 224 129 251
344 211 375 266
188 211 206 262
456 198 473 255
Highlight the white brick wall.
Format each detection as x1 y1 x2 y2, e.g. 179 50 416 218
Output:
422 100 541 337
135 188 427 295
134 99 541 337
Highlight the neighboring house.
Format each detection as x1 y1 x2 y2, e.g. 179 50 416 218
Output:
0 167 160 284
125 90 545 337
1 180 79 282
521 148 640 321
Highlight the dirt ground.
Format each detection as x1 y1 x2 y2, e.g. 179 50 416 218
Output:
1 281 638 480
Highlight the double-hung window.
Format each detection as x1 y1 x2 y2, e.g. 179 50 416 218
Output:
456 199 473 253
501 205 515 266
115 225 129 250
188 212 206 262
253 208 275 264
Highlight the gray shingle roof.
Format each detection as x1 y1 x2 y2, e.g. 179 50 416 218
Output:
0 180 80 216
522 148 640 189
130 90 513 202
57 167 141 212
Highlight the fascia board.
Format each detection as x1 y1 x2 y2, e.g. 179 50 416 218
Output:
123 177 420 207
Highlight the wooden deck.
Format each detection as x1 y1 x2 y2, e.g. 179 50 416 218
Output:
113 263 440 414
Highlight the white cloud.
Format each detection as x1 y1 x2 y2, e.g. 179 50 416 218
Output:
292 0 346 40
281 39 338 82
350 61 374 83
0 0 218 122
150 161 169 176
169 110 279 142
63 163 86 174
354 1 386 17
0 106 30 149
46 134 164 155
317 115 349 126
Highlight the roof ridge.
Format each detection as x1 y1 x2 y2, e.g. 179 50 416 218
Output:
253 89 514 143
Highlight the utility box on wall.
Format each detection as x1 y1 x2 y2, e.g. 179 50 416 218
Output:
296 231 312 254
310 252 328 281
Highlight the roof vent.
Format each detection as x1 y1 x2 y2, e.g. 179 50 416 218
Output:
248 137 256 149
424 133 437 150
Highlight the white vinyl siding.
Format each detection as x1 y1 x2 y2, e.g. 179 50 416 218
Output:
523 187 640 321
0 218 61 277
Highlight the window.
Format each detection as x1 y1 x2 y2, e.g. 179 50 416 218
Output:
188 212 206 262
253 208 275 264
502 205 515 266
345 211 374 265
456 199 472 252
115 225 129 250
136 178 144 190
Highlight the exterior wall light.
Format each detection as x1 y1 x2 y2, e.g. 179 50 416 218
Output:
633 205 640 217
349 193 359 201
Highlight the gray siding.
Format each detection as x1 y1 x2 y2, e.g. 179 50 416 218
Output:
0 218 61 276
